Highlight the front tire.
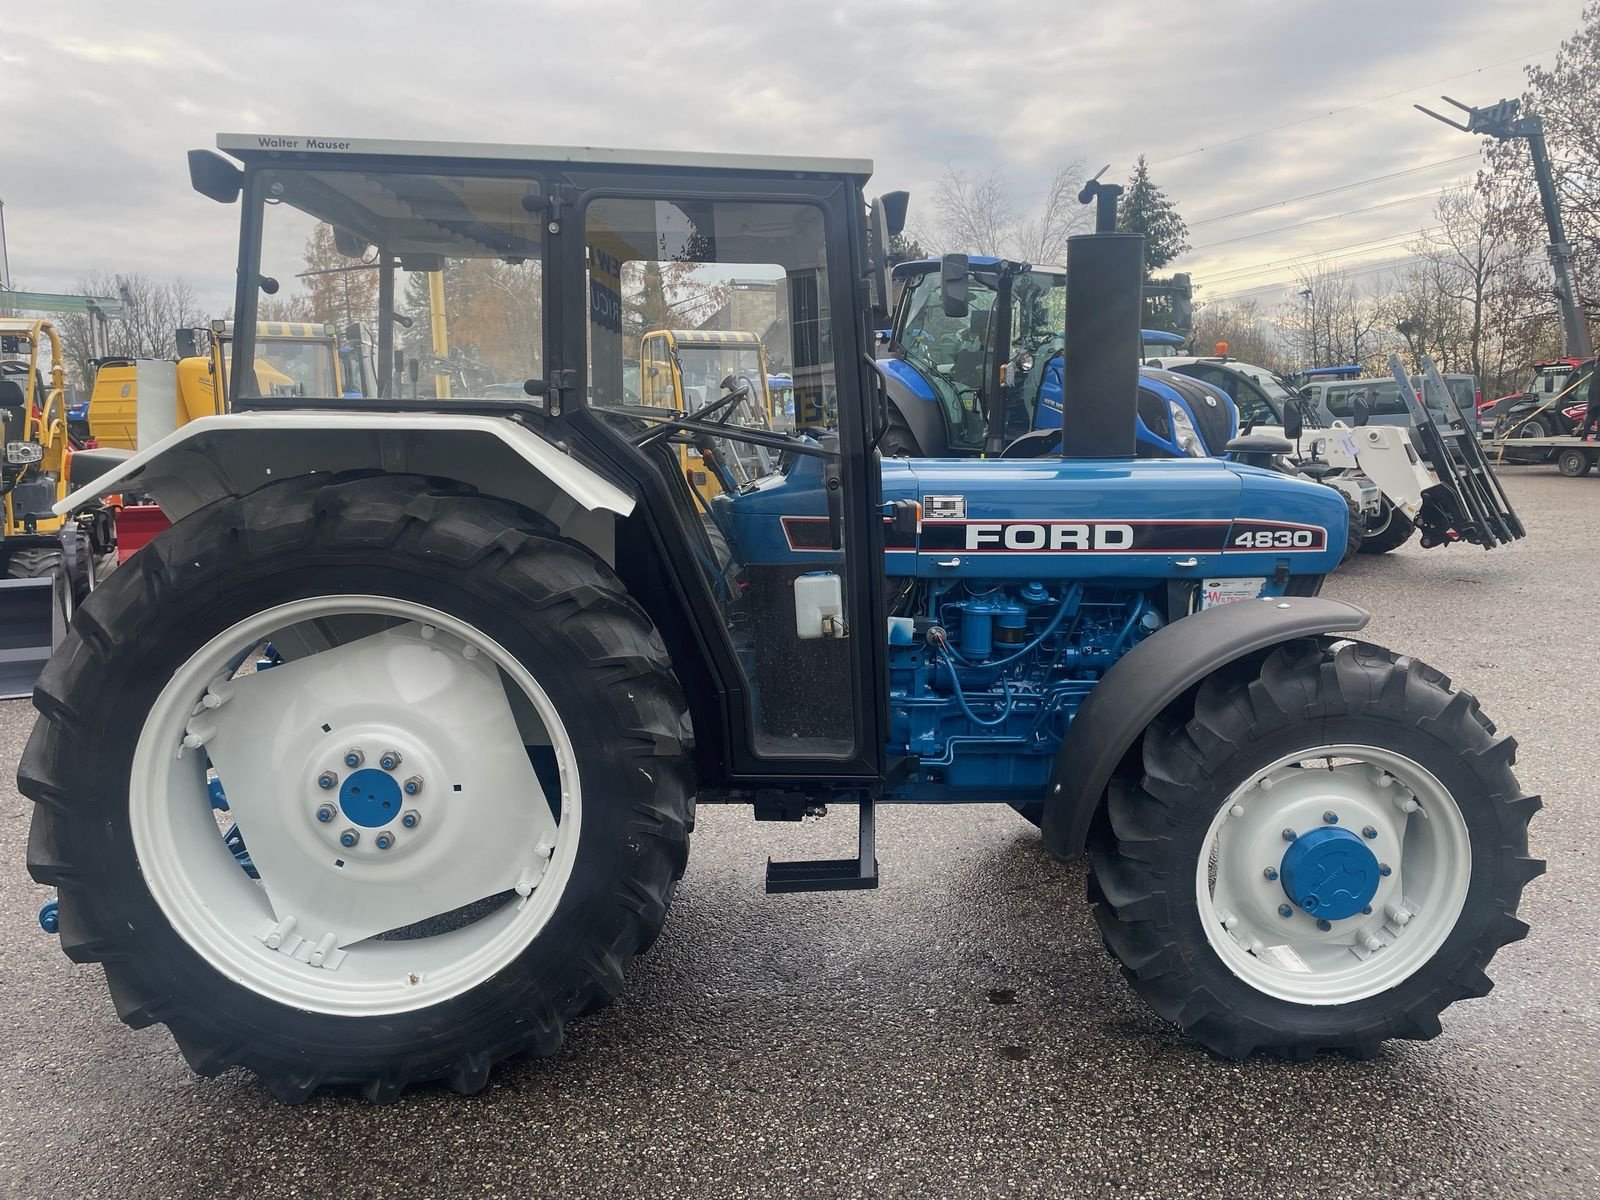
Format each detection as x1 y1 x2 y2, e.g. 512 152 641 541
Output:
21 473 693 1101
1088 639 1542 1059
1359 500 1414 554
1557 447 1592 477
1339 492 1364 562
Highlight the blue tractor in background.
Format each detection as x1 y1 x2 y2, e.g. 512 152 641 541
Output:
873 256 1234 460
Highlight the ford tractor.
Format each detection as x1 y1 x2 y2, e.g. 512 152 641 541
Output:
23 135 1542 1103
873 256 1236 460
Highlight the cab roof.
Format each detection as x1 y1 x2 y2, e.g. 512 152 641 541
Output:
217 133 873 180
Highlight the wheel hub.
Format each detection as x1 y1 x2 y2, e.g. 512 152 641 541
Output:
1279 825 1380 920
338 768 403 828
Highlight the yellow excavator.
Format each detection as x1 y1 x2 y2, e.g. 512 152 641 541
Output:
638 328 781 501
88 320 359 450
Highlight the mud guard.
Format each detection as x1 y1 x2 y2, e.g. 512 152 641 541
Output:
1039 595 1370 861
872 360 949 456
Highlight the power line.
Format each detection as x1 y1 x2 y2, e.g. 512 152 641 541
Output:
1204 257 1422 305
1189 189 1449 253
1143 47 1556 169
1187 155 1478 228
1199 227 1444 288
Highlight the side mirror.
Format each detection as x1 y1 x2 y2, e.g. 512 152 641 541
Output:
187 149 243 204
879 191 909 237
868 197 892 325
407 359 420 383
258 275 280 295
1352 394 1371 426
1283 399 1304 443
174 328 199 360
940 253 969 318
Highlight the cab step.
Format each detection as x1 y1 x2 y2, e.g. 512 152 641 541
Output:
765 801 878 893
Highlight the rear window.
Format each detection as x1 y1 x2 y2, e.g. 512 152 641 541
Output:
1326 382 1408 417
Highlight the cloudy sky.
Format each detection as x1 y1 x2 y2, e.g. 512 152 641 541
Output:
1 0 1584 316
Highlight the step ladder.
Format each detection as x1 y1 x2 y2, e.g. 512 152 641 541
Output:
765 800 879 893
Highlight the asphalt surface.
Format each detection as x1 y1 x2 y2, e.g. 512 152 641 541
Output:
2 465 1597 1199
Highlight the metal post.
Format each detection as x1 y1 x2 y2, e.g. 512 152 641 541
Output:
376 258 394 399
1523 117 1592 357
427 270 450 399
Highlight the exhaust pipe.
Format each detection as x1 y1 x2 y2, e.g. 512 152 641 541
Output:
1059 231 1144 459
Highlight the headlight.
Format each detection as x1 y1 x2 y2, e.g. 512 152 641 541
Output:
6 442 42 465
1168 402 1205 457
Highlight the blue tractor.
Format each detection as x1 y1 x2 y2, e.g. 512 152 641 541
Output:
26 138 1540 1102
873 256 1235 459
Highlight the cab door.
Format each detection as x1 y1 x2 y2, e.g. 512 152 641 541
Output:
553 168 889 787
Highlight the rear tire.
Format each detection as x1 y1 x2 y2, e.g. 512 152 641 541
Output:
877 412 923 458
21 473 694 1102
1359 500 1414 554
1088 639 1542 1059
7 535 93 605
1339 492 1364 562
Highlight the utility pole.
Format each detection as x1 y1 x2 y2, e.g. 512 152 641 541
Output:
1418 94 1592 357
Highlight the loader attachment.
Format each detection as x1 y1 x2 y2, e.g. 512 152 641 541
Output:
1388 354 1525 549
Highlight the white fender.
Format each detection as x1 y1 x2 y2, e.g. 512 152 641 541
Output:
58 412 635 550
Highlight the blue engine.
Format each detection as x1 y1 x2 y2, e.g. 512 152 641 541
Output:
714 448 1346 803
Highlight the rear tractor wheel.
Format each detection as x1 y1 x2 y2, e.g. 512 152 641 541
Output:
1089 639 1542 1059
21 473 694 1101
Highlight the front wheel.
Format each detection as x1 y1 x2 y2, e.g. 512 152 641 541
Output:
1088 639 1542 1059
21 473 694 1101
1358 500 1414 554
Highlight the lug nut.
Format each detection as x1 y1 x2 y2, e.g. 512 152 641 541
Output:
403 775 424 796
1316 918 1332 932
1301 896 1319 911
379 749 402 771
317 771 338 790
315 803 336 824
1282 828 1298 842
1362 905 1373 915
343 748 365 768
1378 863 1392 877
1323 811 1339 825
339 829 360 848
401 809 421 829
1263 867 1279 881
374 831 395 850
1362 825 1378 840
1277 903 1294 918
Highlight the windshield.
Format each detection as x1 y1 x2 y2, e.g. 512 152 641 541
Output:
243 168 546 401
676 345 766 408
1231 362 1299 407
221 335 340 397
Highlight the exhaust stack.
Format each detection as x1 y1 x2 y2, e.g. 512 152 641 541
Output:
1059 230 1144 459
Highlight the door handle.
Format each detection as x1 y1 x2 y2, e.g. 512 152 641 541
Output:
935 557 961 568
1173 557 1200 568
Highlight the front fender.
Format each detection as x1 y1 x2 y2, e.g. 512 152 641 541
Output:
55 412 635 546
1039 595 1370 861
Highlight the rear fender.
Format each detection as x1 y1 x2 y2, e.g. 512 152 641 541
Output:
1039 595 1370 861
53 412 635 556
872 359 949 455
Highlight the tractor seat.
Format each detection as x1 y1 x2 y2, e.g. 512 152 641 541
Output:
1224 432 1294 470
1293 459 1339 480
68 446 134 489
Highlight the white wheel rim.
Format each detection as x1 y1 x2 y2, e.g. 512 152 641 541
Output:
1195 744 1471 1005
130 596 582 1016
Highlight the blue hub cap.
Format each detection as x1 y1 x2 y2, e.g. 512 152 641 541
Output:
1279 825 1380 921
339 768 403 828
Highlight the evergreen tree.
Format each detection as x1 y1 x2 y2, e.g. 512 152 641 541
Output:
1116 156 1189 276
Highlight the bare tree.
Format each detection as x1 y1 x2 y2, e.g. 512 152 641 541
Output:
1273 262 1391 372
1191 299 1287 370
55 271 204 388
916 162 1091 262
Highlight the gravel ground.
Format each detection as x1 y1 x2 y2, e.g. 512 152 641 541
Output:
0 465 1595 1200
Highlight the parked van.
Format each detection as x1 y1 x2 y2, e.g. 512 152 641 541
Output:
1301 373 1477 435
